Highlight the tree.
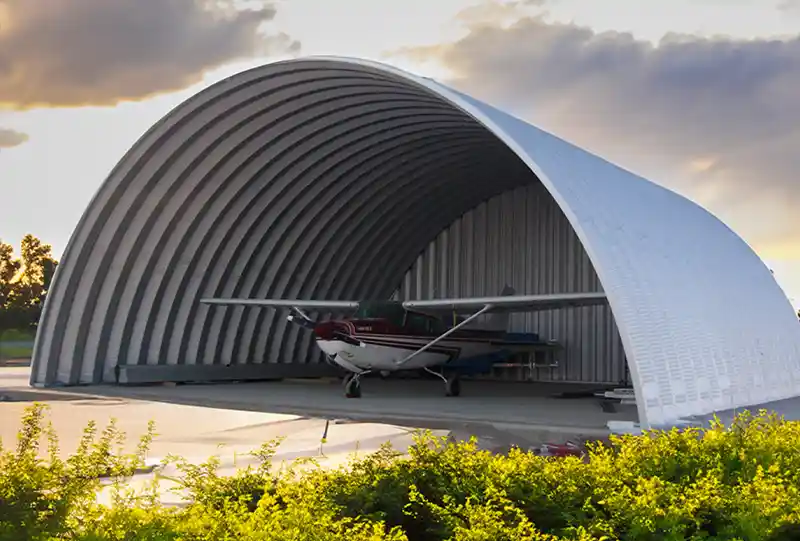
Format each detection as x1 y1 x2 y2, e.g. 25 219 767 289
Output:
0 240 23 332
0 234 58 333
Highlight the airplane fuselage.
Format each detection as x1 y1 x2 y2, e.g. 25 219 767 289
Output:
312 317 539 374
316 334 502 372
199 289 602 397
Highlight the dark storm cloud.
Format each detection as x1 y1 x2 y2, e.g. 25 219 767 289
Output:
393 16 800 256
0 0 301 109
0 128 28 148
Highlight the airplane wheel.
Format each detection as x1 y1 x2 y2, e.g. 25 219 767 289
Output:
445 375 461 397
345 376 362 398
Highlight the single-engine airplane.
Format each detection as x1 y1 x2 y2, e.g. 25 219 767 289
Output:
200 287 607 398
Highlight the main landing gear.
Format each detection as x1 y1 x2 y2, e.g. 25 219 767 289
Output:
343 372 364 398
445 374 461 397
341 369 462 398
424 367 461 397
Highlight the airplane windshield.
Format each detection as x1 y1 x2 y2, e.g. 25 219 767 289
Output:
354 301 407 326
355 301 449 334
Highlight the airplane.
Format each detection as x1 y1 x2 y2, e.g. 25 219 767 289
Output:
199 287 608 398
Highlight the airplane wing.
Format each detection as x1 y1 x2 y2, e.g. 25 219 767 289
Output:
401 292 607 314
199 298 360 310
199 291 607 315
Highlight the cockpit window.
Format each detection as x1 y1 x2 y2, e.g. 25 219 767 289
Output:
404 311 430 334
405 310 449 335
354 301 406 326
354 302 448 334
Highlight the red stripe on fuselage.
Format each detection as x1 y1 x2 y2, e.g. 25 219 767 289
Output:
353 332 504 343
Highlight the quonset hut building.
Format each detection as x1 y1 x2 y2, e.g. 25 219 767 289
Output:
30 56 800 429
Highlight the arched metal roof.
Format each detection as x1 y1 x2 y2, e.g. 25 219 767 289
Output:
31 56 800 429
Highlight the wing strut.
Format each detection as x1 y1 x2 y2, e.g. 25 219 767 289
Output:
393 304 495 367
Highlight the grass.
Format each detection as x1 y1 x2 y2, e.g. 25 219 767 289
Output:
0 328 35 360
0 345 33 359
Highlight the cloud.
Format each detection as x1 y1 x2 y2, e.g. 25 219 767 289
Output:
392 15 800 258
453 0 548 27
0 0 301 109
0 128 28 148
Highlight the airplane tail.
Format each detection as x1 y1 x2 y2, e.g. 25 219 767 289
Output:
486 285 515 331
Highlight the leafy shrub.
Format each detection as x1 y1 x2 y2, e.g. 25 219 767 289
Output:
1 403 799 540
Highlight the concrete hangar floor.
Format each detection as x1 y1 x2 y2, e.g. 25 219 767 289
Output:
45 372 641 445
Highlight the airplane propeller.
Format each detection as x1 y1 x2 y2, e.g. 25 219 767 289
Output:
286 307 317 330
286 306 368 351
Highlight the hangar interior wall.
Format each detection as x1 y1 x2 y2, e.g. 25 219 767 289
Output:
395 183 628 385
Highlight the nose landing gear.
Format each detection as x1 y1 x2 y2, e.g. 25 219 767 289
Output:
343 371 368 398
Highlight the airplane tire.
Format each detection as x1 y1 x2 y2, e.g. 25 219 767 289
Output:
445 375 461 397
345 377 362 398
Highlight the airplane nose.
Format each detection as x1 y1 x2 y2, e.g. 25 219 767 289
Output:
313 321 346 340
313 321 365 348
313 322 332 340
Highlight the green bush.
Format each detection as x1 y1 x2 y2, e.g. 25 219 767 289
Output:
1 403 799 540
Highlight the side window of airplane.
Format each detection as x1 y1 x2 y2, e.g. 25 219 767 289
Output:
428 316 448 335
405 312 431 334
405 312 448 335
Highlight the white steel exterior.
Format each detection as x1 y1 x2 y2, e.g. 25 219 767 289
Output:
403 68 800 428
30 55 800 430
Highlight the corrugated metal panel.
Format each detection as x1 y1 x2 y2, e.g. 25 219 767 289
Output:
31 56 800 431
395 183 629 385
30 59 535 386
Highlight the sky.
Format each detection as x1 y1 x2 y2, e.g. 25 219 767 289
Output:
0 0 798 307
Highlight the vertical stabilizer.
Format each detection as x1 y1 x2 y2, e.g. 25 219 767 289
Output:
486 285 515 331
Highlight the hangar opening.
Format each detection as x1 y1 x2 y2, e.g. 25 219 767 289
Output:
30 56 800 430
394 184 626 385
